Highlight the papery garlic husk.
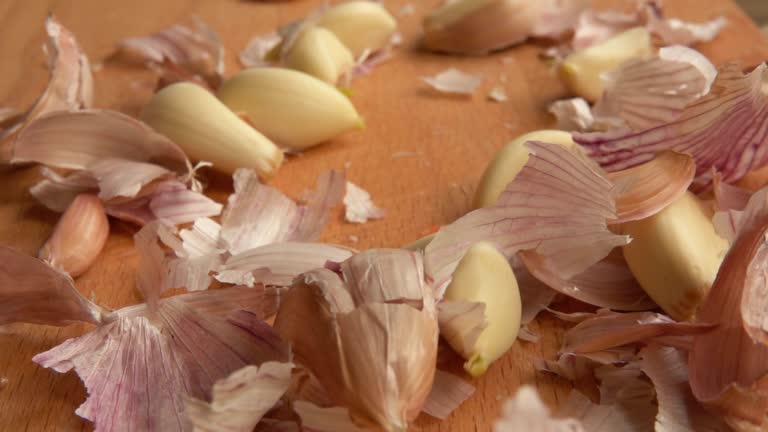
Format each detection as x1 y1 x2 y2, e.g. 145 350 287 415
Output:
403 233 436 251
560 27 653 102
441 242 521 376
142 82 283 177
283 26 355 84
317 0 397 57
218 68 364 151
473 130 576 208
39 193 109 277
619 191 729 320
274 249 438 431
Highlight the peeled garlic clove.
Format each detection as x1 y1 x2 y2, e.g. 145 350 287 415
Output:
317 1 397 57
283 26 355 84
39 194 109 277
560 27 653 102
142 82 283 177
443 242 521 376
423 0 538 55
218 68 364 151
473 130 575 208
620 191 729 321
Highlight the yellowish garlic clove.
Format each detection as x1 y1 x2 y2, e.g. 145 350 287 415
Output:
422 0 542 55
39 194 109 277
560 27 653 102
619 191 730 321
217 68 364 151
442 242 521 377
142 82 283 178
473 130 576 208
282 26 355 84
317 1 397 58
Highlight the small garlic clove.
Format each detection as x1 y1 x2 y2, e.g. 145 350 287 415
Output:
560 27 653 102
282 26 355 84
217 68 364 151
142 82 283 178
317 1 397 57
422 0 541 55
442 242 521 376
39 193 109 277
473 130 576 208
619 191 730 321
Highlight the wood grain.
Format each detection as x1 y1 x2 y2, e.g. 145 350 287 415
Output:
0 0 766 431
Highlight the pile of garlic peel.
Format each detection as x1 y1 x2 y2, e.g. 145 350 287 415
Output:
7 1 768 432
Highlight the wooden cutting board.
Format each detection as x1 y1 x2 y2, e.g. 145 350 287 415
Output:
1 0 766 430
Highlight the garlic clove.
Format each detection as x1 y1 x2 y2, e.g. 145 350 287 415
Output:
142 82 283 178
316 1 397 58
560 27 653 102
422 0 544 55
619 191 730 321
217 68 364 151
39 193 109 277
442 242 521 376
473 130 575 208
283 26 355 84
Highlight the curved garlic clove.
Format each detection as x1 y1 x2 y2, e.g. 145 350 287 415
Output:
473 130 575 208
142 82 283 178
283 26 355 84
39 193 109 277
442 242 521 376
217 68 364 151
317 1 397 57
422 0 542 55
619 191 729 321
560 27 653 102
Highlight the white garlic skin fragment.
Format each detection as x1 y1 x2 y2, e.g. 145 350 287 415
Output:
473 130 576 208
217 68 364 151
283 26 355 84
560 27 653 102
317 1 398 57
620 191 729 321
39 194 109 277
141 82 283 178
444 242 521 376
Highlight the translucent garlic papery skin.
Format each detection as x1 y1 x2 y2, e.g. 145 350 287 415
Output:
274 249 438 431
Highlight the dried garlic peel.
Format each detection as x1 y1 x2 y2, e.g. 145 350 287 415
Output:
404 233 436 251
560 27 653 102
283 26 355 84
39 194 109 278
473 130 575 208
317 1 397 57
444 242 521 377
620 191 729 321
142 82 283 177
218 68 364 151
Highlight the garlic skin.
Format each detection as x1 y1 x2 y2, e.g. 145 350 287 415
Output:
39 194 109 277
218 68 364 151
317 1 397 57
403 233 436 251
560 27 653 102
142 82 283 177
443 242 521 376
473 130 576 208
423 0 541 55
283 26 355 84
620 191 730 321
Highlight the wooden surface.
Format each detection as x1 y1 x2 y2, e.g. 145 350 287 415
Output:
0 0 766 430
